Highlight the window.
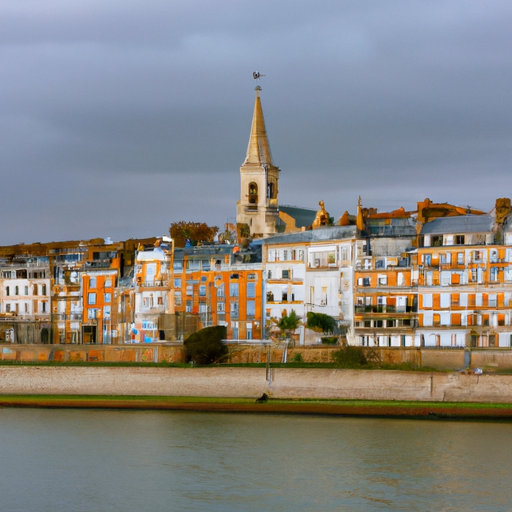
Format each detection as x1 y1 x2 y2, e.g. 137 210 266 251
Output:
174 291 182 306
489 294 497 307
432 235 443 247
247 300 255 318
42 284 47 295
199 285 206 297
267 291 274 302
88 309 98 320
5 304 11 313
217 303 225 312
248 182 258 204
104 306 111 318
5 286 9 296
33 284 38 296
247 282 256 298
282 269 290 279
42 302 47 313
455 235 465 245
248 273 256 280
174 278 182 288
90 277 97 289
105 278 112 288
88 293 97 305
457 253 464 264
15 286 19 295
186 285 193 296
230 301 239 319
104 293 111 303
217 283 225 298
229 283 239 297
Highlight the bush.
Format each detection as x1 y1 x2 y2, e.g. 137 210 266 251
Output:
321 337 338 345
184 326 228 365
306 312 337 334
331 346 368 368
290 352 304 363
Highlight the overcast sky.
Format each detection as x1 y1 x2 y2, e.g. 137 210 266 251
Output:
1 0 511 244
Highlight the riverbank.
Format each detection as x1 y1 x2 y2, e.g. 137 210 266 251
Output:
1 394 511 419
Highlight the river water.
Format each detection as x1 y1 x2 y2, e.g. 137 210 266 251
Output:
0 408 510 512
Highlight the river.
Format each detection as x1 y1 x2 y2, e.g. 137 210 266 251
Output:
0 408 510 511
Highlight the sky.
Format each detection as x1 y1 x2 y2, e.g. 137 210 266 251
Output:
1 0 512 245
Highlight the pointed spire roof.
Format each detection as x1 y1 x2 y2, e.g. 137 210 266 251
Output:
244 86 274 166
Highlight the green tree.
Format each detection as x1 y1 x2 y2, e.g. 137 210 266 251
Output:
184 325 228 365
306 312 337 334
170 221 219 248
275 310 300 338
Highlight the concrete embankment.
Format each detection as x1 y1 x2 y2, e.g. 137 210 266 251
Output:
1 366 512 404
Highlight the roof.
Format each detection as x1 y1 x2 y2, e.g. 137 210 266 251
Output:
279 205 317 228
243 87 274 167
421 214 493 235
262 226 358 245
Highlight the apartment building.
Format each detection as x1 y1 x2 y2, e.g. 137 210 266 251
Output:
417 215 512 348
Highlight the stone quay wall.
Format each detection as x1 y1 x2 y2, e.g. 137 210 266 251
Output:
1 366 512 403
3 343 512 371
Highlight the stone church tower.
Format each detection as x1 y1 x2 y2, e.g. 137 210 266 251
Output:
236 86 280 238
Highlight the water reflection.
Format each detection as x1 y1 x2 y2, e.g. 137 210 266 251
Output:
0 409 510 511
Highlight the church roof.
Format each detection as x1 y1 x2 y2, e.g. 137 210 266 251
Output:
244 87 274 167
279 205 317 228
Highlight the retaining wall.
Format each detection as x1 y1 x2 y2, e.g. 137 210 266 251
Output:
1 366 512 403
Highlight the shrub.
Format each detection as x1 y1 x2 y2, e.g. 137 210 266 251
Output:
184 326 228 365
321 336 338 345
331 346 368 368
290 352 304 363
306 312 337 334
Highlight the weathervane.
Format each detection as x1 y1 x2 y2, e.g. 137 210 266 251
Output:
253 71 265 80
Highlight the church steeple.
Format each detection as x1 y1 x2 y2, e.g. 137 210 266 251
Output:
236 87 280 239
244 86 274 167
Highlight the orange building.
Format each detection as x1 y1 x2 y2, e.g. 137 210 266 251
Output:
173 245 263 340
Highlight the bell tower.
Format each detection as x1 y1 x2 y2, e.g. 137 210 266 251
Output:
236 86 280 238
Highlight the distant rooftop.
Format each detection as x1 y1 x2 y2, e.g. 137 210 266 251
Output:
263 226 358 245
421 214 493 235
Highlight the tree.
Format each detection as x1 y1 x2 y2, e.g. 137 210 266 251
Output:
306 312 337 334
268 310 301 340
170 221 219 248
184 325 228 365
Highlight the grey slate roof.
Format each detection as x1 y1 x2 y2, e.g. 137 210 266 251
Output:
279 205 317 228
421 214 493 235
262 226 358 245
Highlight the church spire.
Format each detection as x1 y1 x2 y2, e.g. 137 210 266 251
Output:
244 86 274 166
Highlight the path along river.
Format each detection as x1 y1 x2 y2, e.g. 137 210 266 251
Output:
0 408 510 511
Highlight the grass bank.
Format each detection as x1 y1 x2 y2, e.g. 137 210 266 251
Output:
0 394 511 419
